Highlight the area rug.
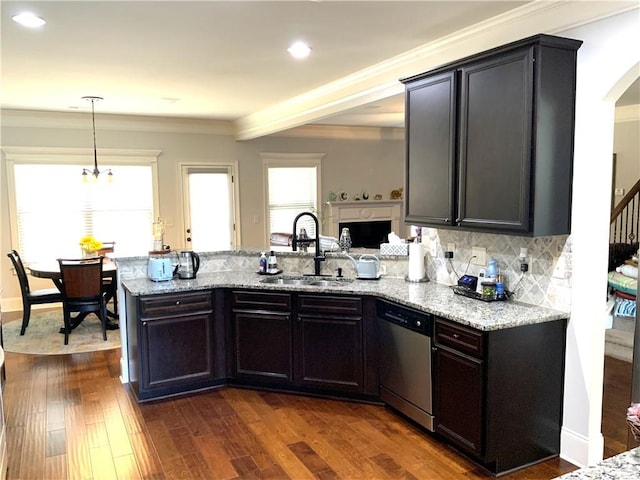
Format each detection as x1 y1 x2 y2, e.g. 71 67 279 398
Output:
2 308 120 355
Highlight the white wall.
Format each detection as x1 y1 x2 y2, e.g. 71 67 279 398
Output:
613 118 640 205
0 118 404 305
558 10 640 467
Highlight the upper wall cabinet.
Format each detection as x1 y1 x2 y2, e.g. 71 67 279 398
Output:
402 34 582 236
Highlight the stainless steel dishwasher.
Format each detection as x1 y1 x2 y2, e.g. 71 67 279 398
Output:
377 299 434 431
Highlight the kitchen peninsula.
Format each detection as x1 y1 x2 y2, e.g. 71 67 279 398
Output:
116 250 568 476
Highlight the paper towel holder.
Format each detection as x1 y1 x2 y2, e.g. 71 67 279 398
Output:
405 275 429 283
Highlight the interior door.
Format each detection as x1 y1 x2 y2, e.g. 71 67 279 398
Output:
182 165 236 251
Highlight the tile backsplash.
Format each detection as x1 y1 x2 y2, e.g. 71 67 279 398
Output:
421 228 572 310
115 229 572 312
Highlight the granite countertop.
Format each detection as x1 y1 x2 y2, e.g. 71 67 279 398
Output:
121 270 567 331
553 447 640 479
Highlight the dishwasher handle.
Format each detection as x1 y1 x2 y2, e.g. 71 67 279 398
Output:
378 301 432 336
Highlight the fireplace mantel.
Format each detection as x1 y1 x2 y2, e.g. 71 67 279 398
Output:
326 200 405 238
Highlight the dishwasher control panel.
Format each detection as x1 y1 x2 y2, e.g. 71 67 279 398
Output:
376 300 433 336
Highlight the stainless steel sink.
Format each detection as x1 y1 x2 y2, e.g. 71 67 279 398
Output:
259 276 352 287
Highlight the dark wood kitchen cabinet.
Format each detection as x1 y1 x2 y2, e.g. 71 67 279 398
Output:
433 317 568 475
231 290 293 385
230 290 378 399
126 290 222 401
403 34 582 236
297 294 364 393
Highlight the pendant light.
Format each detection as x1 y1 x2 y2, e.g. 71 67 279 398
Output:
81 96 112 182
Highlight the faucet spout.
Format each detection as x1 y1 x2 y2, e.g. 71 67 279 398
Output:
292 211 325 276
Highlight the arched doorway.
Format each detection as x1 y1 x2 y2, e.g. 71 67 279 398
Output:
558 11 639 467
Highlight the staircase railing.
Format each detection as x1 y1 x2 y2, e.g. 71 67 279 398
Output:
611 178 640 243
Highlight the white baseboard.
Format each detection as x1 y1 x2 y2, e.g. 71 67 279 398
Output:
120 356 129 384
561 426 604 468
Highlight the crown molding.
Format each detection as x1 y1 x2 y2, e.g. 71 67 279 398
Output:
235 1 639 140
270 124 405 141
0 109 234 136
1 146 162 162
615 104 640 123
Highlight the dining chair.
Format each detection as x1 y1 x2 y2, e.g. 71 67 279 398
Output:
98 241 118 317
57 257 107 345
7 249 63 335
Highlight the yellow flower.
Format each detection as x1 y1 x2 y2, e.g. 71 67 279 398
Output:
80 235 95 246
80 235 103 251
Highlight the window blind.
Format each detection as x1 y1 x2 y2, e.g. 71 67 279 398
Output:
13 164 154 263
267 166 318 237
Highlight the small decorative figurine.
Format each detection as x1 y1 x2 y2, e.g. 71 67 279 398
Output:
390 187 404 199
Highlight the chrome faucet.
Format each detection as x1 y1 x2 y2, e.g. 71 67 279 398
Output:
292 211 325 275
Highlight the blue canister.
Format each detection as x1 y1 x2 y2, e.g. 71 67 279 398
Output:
496 282 505 300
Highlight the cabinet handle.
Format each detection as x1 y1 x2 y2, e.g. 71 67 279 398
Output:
455 218 461 223
453 333 460 339
175 301 180 305
142 321 147 326
432 346 438 352
444 218 450 223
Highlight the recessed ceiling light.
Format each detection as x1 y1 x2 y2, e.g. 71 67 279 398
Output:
12 12 46 28
287 41 312 59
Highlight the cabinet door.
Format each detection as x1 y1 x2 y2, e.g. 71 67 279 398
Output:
457 48 533 232
434 346 484 457
298 314 363 393
140 312 215 392
404 71 457 226
233 310 293 384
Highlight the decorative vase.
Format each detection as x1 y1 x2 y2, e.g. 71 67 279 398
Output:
81 246 98 258
339 227 352 253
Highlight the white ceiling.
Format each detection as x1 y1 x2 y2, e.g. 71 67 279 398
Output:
1 1 638 136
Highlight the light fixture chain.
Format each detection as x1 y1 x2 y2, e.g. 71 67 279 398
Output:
80 95 105 181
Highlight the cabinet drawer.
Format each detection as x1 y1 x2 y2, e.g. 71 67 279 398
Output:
298 295 362 316
139 291 213 318
435 319 484 358
232 290 292 311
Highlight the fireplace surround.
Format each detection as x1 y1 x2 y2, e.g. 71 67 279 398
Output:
326 200 405 248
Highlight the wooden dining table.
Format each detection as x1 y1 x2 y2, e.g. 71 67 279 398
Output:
28 259 119 330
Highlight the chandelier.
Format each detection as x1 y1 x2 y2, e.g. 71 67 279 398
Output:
81 96 112 182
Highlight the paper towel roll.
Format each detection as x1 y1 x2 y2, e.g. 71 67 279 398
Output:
408 243 425 280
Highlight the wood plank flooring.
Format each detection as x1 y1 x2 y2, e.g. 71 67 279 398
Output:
0 337 634 479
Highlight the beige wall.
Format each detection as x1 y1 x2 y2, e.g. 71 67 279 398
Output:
0 114 404 306
613 118 640 205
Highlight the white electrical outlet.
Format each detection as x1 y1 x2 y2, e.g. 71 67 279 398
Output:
471 247 486 265
615 187 625 196
552 256 565 279
447 243 456 253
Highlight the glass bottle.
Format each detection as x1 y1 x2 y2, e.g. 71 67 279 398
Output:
339 227 352 253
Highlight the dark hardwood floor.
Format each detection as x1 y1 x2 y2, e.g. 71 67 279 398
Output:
0 311 634 479
602 355 640 457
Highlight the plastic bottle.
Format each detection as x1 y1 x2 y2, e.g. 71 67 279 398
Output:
268 251 278 273
259 252 267 273
487 258 498 281
476 269 486 294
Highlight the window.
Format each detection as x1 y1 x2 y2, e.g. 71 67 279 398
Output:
262 153 323 245
6 148 159 263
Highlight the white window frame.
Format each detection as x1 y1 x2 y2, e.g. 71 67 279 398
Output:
261 152 324 247
4 146 160 259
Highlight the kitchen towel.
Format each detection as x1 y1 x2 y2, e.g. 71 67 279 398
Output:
408 242 425 280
